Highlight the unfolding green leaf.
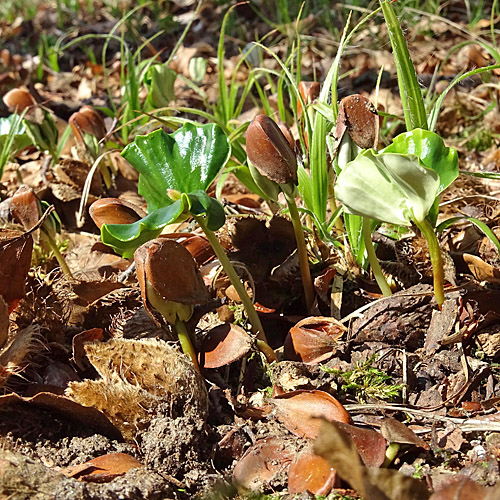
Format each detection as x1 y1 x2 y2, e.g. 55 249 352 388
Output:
122 123 230 212
101 198 187 258
335 150 440 225
188 190 225 231
189 57 207 84
100 191 225 258
383 129 458 194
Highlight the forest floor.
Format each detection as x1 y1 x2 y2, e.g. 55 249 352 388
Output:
2 1 500 499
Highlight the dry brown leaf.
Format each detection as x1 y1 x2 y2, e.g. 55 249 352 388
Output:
271 390 351 439
463 254 500 283
0 228 34 313
61 452 143 482
233 436 295 492
288 316 346 364
315 420 430 500
380 417 430 450
287 448 336 495
0 392 121 439
0 295 8 349
198 323 252 369
429 477 487 500
333 421 387 467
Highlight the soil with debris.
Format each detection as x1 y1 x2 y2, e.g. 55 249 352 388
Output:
2 1 500 499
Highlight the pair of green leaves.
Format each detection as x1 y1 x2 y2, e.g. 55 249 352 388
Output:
335 128 458 226
101 123 230 258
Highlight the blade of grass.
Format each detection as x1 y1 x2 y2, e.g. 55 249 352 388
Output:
380 0 427 131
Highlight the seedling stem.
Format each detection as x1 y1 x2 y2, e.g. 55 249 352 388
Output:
362 217 392 297
193 214 277 363
175 318 201 373
413 218 444 308
41 228 73 279
284 191 315 313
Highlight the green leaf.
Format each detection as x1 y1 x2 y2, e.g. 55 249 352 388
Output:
189 57 207 84
187 190 225 231
101 197 188 258
145 63 177 108
335 150 440 226
100 190 226 258
383 129 458 194
0 115 31 168
122 123 230 212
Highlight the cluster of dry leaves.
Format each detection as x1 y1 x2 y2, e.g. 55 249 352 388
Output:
2 2 500 499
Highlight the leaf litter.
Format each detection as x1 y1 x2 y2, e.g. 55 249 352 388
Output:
1 1 500 499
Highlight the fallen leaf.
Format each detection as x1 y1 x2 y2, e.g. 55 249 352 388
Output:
0 295 8 349
463 254 500 283
0 392 121 439
381 417 430 450
61 452 143 482
315 420 430 500
0 228 34 313
334 420 388 467
429 476 487 500
233 436 295 492
287 316 346 364
198 323 252 368
271 390 351 439
287 448 336 495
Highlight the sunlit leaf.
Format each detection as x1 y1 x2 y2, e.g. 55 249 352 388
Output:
101 198 187 258
122 123 230 212
100 191 225 258
335 150 440 225
383 128 458 194
145 63 177 108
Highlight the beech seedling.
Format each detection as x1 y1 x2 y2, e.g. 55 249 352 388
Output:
3 88 59 161
96 122 276 361
247 114 315 313
134 238 209 372
10 186 72 278
335 128 459 307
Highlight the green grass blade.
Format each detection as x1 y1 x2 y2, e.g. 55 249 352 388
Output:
436 216 500 255
380 0 427 131
428 63 500 132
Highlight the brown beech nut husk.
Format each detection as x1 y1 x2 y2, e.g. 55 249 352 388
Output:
10 186 40 231
135 238 209 308
3 88 36 112
336 94 379 150
69 105 107 143
277 121 296 152
246 114 298 185
297 81 320 116
89 198 144 229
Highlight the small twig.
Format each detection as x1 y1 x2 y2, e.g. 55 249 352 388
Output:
118 261 136 283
